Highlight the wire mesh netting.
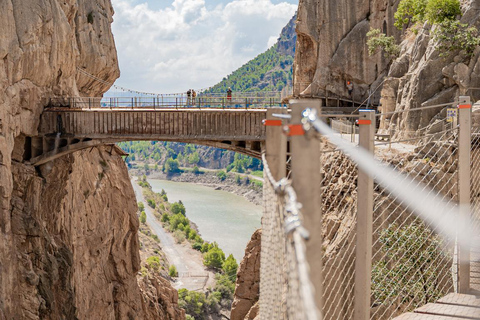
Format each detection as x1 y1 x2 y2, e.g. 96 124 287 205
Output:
469 125 480 292
370 119 459 319
321 149 358 320
259 155 319 319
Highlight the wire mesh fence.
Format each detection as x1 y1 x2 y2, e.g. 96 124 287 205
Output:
370 122 459 319
259 154 319 320
259 98 477 320
469 125 480 292
321 150 358 320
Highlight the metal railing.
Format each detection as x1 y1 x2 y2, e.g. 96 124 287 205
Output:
46 96 285 109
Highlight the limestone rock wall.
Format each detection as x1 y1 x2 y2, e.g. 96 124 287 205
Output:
293 0 401 103
379 1 480 137
294 0 480 135
0 1 181 319
231 229 261 320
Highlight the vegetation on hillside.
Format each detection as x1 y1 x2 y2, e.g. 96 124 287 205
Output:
372 222 451 307
204 13 296 94
137 177 239 318
368 0 480 59
118 141 263 174
205 46 294 93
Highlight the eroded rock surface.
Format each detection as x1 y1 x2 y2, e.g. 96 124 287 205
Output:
293 0 401 103
0 1 182 319
231 229 261 320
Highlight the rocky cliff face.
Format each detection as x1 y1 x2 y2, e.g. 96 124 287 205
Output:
294 0 480 133
379 1 480 136
293 0 401 103
0 1 181 319
231 229 261 320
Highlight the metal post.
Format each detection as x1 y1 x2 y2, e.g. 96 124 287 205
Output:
354 110 375 320
290 99 323 313
458 95 471 294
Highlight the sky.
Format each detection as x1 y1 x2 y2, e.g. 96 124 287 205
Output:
110 0 298 94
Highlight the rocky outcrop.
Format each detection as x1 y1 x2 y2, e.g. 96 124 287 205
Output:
0 1 181 319
138 274 185 320
293 0 401 103
231 229 261 320
294 0 480 134
379 2 480 137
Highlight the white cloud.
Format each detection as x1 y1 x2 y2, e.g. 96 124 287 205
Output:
110 0 297 94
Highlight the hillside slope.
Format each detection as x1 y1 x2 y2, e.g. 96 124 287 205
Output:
206 13 296 94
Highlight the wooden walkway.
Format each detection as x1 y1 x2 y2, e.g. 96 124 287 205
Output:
394 237 480 320
394 293 480 319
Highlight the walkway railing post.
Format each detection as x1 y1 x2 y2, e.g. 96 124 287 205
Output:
354 110 375 320
264 107 287 179
290 99 323 313
458 95 471 294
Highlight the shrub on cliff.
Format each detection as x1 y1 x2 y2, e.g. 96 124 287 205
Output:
367 29 400 58
146 256 161 271
138 202 145 212
147 199 156 209
371 222 450 306
425 0 460 24
394 0 427 29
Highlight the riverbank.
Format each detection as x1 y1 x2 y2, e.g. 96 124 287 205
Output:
132 177 215 291
145 170 263 206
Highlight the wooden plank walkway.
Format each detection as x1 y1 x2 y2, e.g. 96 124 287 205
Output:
394 235 480 320
394 293 480 319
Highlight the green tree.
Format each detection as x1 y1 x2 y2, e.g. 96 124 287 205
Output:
169 265 178 277
394 0 427 29
222 254 238 282
203 245 226 270
139 211 147 224
164 157 180 174
171 201 186 216
425 0 460 24
138 202 145 212
217 170 227 181
187 152 200 165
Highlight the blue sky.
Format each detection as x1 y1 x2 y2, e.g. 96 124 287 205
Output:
110 0 298 94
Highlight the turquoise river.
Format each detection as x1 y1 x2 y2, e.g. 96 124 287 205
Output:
148 179 262 262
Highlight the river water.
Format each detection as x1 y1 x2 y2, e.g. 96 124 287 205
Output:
148 179 262 262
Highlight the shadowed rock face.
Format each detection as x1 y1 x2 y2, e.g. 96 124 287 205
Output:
378 2 480 137
293 0 401 104
294 0 480 135
231 229 261 320
0 1 182 319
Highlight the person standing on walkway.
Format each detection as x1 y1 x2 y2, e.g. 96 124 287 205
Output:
192 89 197 106
227 87 232 104
346 81 353 100
187 89 192 106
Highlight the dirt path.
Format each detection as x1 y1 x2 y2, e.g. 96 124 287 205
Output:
131 177 215 291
